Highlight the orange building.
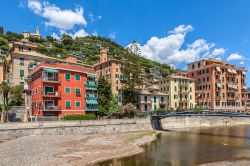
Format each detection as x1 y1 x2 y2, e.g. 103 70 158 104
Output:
30 62 98 117
94 49 124 97
187 58 247 112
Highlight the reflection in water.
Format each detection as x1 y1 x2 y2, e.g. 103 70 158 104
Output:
99 125 250 166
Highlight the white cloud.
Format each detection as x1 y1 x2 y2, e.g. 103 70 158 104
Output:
89 12 102 22
212 48 225 56
133 25 224 66
227 53 244 61
240 61 245 65
92 31 98 36
51 32 60 40
28 0 87 30
72 29 88 38
28 0 42 14
108 31 117 39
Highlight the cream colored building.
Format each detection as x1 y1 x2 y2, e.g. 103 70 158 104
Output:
159 75 196 110
8 42 93 86
135 85 168 112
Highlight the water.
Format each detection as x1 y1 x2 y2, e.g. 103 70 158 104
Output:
100 125 250 166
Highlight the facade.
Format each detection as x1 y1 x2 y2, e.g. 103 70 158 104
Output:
94 49 124 96
135 85 168 112
187 59 247 112
23 26 42 39
8 42 93 86
159 75 196 110
30 62 98 117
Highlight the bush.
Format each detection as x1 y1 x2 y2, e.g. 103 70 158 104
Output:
123 103 137 117
63 114 96 120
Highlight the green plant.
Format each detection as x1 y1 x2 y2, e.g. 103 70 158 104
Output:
63 114 96 120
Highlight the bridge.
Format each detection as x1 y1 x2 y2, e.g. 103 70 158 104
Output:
150 111 250 130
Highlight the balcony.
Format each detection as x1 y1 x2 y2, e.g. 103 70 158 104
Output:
42 91 61 98
86 106 98 111
179 90 189 94
179 82 188 86
84 80 97 86
43 105 61 111
86 86 97 91
42 77 60 83
85 93 98 99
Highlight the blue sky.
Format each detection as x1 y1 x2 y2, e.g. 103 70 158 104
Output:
1 0 250 84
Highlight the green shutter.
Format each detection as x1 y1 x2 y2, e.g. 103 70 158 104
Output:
75 88 80 94
65 101 71 107
75 101 81 108
75 74 80 81
20 69 24 77
65 87 70 94
65 73 70 80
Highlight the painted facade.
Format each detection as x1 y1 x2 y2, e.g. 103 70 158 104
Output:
187 59 247 112
30 62 98 117
94 49 124 97
159 75 196 110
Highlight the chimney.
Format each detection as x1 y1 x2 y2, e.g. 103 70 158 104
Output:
100 48 108 63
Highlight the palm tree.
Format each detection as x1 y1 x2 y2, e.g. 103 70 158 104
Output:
0 81 10 122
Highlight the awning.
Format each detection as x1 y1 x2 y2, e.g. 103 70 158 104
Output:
43 67 58 73
216 67 221 72
217 83 221 88
87 73 96 78
86 99 98 104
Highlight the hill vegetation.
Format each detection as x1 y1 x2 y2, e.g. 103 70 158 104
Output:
0 26 174 77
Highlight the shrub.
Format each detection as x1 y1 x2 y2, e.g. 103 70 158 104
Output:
63 114 96 120
123 103 137 117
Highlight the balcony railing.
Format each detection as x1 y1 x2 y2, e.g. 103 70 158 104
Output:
86 86 97 91
42 77 60 83
179 90 189 94
43 91 61 97
85 93 98 99
43 105 61 111
86 106 98 111
84 80 97 86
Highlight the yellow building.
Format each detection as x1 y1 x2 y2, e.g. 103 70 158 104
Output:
159 75 196 110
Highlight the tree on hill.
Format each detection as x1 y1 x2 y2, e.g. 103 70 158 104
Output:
5 31 23 41
0 26 4 36
0 37 11 52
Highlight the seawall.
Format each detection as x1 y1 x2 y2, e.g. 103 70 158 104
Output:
1 116 250 141
161 116 250 129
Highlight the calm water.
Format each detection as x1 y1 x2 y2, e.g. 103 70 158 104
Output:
100 125 250 166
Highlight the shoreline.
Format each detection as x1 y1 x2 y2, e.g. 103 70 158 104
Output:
1 118 250 165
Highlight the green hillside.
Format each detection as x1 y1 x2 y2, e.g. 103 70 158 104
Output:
0 29 174 77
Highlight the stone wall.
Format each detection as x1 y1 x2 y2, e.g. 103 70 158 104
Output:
161 116 250 129
1 116 250 142
0 118 152 141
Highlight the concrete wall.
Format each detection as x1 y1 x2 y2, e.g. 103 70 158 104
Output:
1 116 250 142
0 118 152 141
161 116 250 129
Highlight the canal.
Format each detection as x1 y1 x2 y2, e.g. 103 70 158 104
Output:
100 125 250 166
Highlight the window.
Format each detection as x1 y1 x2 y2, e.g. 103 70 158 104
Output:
222 85 224 89
144 96 147 102
20 69 24 77
65 87 71 94
116 68 118 72
192 64 195 69
75 101 81 108
75 88 81 95
174 86 177 92
75 74 80 81
65 101 71 108
198 62 200 68
116 80 118 85
44 86 54 95
28 48 32 51
65 73 70 80
154 96 156 103
20 58 24 65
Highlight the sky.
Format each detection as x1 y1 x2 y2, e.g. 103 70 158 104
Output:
1 0 250 84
